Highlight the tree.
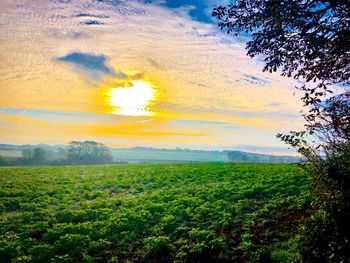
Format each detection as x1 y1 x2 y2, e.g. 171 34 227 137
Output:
68 141 113 164
21 147 47 165
212 1 349 261
227 151 250 162
0 156 8 166
21 148 33 159
32 147 47 165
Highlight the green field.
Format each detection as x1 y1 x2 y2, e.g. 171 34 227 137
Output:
0 163 312 262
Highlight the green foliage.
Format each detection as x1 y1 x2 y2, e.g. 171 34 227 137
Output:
18 147 47 165
68 141 113 165
212 1 350 89
0 163 311 262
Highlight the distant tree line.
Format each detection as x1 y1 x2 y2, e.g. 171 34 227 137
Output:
0 141 116 166
227 151 299 163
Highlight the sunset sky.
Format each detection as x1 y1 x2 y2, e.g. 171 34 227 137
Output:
0 0 305 154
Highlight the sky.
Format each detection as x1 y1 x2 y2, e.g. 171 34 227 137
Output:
0 0 305 154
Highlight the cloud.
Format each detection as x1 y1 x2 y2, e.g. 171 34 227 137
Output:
0 110 206 141
75 13 109 18
147 58 163 70
0 0 305 149
269 102 287 107
241 74 270 86
52 0 72 4
57 52 126 80
171 119 229 126
81 20 105 25
47 29 88 39
0 113 53 127
78 125 206 137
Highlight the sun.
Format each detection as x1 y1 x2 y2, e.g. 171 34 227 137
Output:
109 81 156 116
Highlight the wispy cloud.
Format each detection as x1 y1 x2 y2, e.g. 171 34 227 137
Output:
75 13 109 19
81 20 105 25
241 74 270 86
0 0 304 150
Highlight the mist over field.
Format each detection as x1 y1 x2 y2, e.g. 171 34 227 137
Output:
0 143 299 165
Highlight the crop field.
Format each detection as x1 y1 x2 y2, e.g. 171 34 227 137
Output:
0 163 312 262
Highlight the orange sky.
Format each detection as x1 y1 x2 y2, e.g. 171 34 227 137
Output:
0 0 305 154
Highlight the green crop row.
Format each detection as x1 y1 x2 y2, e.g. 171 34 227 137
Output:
0 163 312 262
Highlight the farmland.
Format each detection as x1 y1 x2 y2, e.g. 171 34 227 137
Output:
0 163 312 262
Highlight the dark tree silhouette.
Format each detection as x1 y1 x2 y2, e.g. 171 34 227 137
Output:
32 147 46 164
20 147 47 165
68 141 113 164
213 1 350 261
21 148 33 159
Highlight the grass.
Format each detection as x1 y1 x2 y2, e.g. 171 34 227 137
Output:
0 163 312 262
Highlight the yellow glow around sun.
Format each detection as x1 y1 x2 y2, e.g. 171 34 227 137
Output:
109 81 156 116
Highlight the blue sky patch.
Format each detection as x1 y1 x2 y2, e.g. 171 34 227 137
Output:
142 0 227 24
162 0 213 23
